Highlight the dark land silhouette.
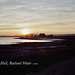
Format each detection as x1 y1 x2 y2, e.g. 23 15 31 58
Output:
0 34 75 75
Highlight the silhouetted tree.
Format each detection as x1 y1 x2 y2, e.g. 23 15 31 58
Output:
39 33 46 37
50 34 53 37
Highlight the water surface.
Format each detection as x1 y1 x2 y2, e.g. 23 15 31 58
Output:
0 37 62 45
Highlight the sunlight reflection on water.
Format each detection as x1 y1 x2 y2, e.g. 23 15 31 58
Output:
0 37 62 45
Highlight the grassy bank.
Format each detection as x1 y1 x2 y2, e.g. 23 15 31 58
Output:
0 46 74 75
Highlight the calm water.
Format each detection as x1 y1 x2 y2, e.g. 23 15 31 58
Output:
0 37 62 45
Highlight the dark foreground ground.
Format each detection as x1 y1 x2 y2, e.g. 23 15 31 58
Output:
26 57 75 75
0 36 75 75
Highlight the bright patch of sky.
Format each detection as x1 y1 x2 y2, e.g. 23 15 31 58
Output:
0 0 75 34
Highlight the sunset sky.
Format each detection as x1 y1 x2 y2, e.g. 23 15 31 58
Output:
0 0 75 35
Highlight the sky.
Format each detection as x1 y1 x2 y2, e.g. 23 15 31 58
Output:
0 0 75 35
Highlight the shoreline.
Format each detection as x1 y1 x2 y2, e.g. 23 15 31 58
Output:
0 41 65 60
0 36 75 75
0 36 75 59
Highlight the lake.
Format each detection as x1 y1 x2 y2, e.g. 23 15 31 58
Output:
0 37 62 45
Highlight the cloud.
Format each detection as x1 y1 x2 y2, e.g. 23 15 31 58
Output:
0 0 8 2
0 0 75 33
